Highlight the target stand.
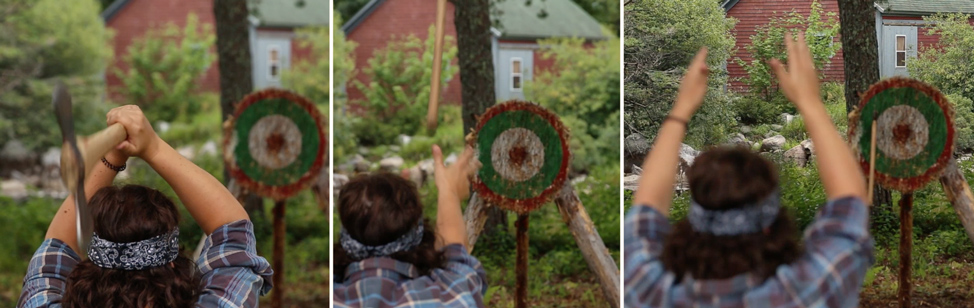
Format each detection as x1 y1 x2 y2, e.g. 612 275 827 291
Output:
224 89 327 308
849 77 974 308
462 101 620 308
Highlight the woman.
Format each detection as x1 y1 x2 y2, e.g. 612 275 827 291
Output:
333 145 487 308
19 105 272 307
624 33 874 307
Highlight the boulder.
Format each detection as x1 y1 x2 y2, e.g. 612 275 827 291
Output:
42 148 61 169
351 155 370 172
624 134 651 173
156 121 171 134
623 174 640 191
632 165 643 176
177 146 196 160
379 156 404 172
1 140 33 172
199 140 218 157
678 143 699 167
397 134 412 146
727 133 749 147
333 173 349 194
781 113 796 124
770 124 783 131
760 135 786 152
445 153 458 165
784 144 808 167
1 180 27 199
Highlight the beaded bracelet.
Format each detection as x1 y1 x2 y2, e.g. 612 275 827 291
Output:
101 157 126 172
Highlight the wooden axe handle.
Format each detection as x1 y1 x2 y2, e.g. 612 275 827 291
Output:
426 0 448 133
61 123 128 186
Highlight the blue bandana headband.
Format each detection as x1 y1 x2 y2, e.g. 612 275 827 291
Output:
88 228 180 271
340 220 425 260
688 189 781 236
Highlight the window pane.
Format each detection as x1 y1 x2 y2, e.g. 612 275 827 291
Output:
896 52 906 67
512 60 521 73
271 65 279 77
513 76 521 89
896 36 906 51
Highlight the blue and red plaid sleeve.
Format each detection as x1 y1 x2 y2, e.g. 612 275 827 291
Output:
196 219 274 308
623 205 672 307
18 238 79 308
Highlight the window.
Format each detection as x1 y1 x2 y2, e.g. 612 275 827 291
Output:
810 32 835 57
895 35 906 68
511 58 522 92
268 45 280 80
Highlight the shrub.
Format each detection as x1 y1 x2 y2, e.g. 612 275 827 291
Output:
732 95 783 125
332 15 360 161
113 13 215 122
283 25 329 106
908 13 974 105
945 93 974 151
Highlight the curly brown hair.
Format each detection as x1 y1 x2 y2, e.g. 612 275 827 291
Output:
334 172 445 280
662 147 803 282
62 185 201 308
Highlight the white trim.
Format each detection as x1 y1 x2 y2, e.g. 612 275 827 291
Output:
894 35 907 68
268 44 281 81
510 57 523 92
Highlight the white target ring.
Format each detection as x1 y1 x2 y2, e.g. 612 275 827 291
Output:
248 115 302 169
490 128 545 182
876 105 929 160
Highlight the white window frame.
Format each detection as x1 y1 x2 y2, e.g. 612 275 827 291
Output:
268 44 281 81
895 35 907 68
510 57 523 92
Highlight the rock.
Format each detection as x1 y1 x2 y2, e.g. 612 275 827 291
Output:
624 174 640 191
1 180 27 199
784 144 808 167
358 147 370 156
781 113 796 124
624 134 651 173
727 133 749 147
760 135 786 152
351 155 370 172
42 148 61 168
770 124 783 131
156 121 171 134
678 143 699 166
571 174 588 185
199 141 218 157
418 159 435 178
333 173 349 194
405 165 425 187
177 146 196 160
379 156 404 172
1 140 32 165
397 134 412 146
445 153 458 165
389 145 401 153
740 125 753 134
632 165 643 176
764 131 777 139
800 139 814 155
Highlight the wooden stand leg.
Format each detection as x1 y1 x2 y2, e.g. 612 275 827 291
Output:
939 159 974 245
515 213 529 308
554 183 620 308
463 193 490 252
273 200 286 308
899 193 913 308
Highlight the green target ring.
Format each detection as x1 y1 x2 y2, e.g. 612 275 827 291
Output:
471 100 571 213
225 89 327 200
849 77 955 192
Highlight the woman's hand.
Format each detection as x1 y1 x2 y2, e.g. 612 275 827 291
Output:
432 145 480 200
670 47 710 120
106 105 161 160
770 32 823 111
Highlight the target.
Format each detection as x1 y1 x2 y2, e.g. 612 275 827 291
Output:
849 77 955 192
224 89 327 200
470 100 571 213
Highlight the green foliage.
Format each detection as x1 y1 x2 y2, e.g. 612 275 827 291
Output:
0 0 113 152
781 116 807 142
734 0 841 101
351 25 458 145
624 0 738 146
731 95 784 125
945 93 974 151
283 25 329 106
333 15 360 160
908 13 974 106
525 36 620 170
114 14 216 122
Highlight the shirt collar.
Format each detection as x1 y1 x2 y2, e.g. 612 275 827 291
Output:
343 256 420 282
677 271 767 298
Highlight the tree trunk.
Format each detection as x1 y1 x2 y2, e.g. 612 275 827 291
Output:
452 0 507 232
837 0 892 209
214 0 263 215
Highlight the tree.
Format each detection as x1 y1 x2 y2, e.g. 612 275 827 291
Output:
837 0 891 209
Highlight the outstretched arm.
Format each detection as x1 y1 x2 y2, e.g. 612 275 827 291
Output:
770 33 867 201
107 105 249 234
45 150 128 254
633 48 710 216
432 145 479 249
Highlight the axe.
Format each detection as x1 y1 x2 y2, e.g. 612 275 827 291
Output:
53 82 127 255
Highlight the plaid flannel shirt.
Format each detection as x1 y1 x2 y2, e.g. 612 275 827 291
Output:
18 220 273 308
624 196 875 308
334 244 487 308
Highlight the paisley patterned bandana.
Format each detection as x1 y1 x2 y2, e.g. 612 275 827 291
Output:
688 189 781 236
340 219 424 260
88 228 180 270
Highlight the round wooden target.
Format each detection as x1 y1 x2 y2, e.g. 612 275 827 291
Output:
849 77 955 192
470 100 571 213
224 89 327 200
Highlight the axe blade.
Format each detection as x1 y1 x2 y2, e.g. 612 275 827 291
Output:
53 81 92 255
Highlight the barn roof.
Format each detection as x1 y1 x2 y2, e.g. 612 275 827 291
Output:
101 0 328 27
342 0 605 40
876 0 974 15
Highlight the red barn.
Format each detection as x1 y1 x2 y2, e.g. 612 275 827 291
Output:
101 0 328 100
341 0 606 106
722 0 974 92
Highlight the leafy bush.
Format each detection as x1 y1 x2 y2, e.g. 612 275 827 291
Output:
332 15 360 161
732 95 783 125
781 116 807 142
908 13 974 105
283 25 329 106
114 13 215 122
525 36 620 170
351 25 458 145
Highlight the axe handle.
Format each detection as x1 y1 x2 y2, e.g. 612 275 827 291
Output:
62 123 128 184
426 0 448 133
